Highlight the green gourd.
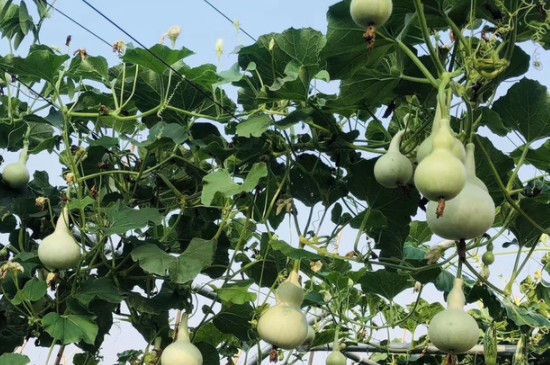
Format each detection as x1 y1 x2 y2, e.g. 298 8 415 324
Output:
160 314 203 365
2 143 30 189
350 0 393 28
414 116 466 202
374 130 413 188
426 143 495 239
38 207 82 270
257 271 308 349
428 278 480 354
326 349 347 365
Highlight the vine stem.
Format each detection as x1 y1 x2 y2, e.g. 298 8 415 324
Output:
413 0 446 75
53 345 65 365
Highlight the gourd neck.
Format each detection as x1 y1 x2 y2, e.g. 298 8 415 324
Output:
465 143 477 177
18 143 29 164
447 278 466 310
431 102 442 135
55 206 70 234
388 130 405 154
432 118 454 151
176 314 191 343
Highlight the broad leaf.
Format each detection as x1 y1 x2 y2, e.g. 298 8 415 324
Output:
0 354 30 365
76 278 123 309
122 44 194 75
359 270 412 300
42 313 98 345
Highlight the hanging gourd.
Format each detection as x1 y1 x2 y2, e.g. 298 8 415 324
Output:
257 271 309 349
2 141 30 189
414 115 466 216
161 314 203 365
38 206 82 270
426 143 495 239
374 130 413 188
350 0 393 49
428 278 480 354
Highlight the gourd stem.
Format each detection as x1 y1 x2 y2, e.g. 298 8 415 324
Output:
333 325 340 350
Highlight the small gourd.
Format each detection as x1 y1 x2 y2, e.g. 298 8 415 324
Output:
2 143 30 189
257 271 308 349
161 314 203 365
426 143 495 239
326 349 347 365
374 130 413 188
38 207 82 270
428 278 479 354
416 104 465 163
414 116 466 202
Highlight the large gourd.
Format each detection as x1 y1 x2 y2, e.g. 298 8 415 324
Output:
38 206 82 270
161 314 203 365
2 143 30 189
414 116 466 202
428 278 479 353
350 0 393 29
374 130 413 188
257 271 308 349
426 143 495 239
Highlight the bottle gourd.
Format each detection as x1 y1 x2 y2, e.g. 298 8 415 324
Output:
257 271 308 349
38 206 82 270
414 116 466 203
161 314 203 365
428 278 479 354
374 130 413 188
426 143 495 240
2 143 30 189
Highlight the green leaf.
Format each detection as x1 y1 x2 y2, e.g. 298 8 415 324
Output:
101 202 163 235
347 158 419 258
122 44 194 75
339 69 400 107
0 353 30 365
12 278 47 305
42 313 98 345
201 163 267 206
169 238 216 283
407 221 433 245
68 196 96 211
76 278 123 309
0 45 69 83
509 199 550 246
502 299 550 328
217 280 257 305
68 55 110 82
131 243 173 276
147 122 188 145
359 270 412 300
492 78 550 142
511 140 550 173
236 115 271 138
212 303 253 341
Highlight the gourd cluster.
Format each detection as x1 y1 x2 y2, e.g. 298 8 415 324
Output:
374 103 496 243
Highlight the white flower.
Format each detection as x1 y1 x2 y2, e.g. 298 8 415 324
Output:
216 38 224 57
160 25 182 48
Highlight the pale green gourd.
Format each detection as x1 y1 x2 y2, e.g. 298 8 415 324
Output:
2 143 30 189
426 143 495 239
350 0 393 28
257 271 308 349
160 314 203 365
428 278 480 354
414 117 466 201
416 104 465 163
38 206 82 270
374 130 413 188
299 325 316 350
326 349 347 365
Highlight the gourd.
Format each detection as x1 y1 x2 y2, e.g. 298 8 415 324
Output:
326 349 347 365
374 130 413 188
350 0 393 28
161 314 203 365
426 143 495 238
350 0 392 49
416 104 465 163
257 271 308 349
299 325 316 350
38 206 82 270
428 278 479 354
2 143 30 189
414 116 466 203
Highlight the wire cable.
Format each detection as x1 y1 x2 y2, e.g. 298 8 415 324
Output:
0 65 56 108
201 0 257 42
79 0 239 120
